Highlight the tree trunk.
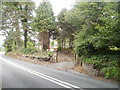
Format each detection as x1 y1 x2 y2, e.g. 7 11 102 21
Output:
40 31 50 51
20 4 28 49
24 29 27 48
21 18 28 49
69 36 74 50
15 19 20 50
69 40 71 49
63 41 65 50
61 39 63 50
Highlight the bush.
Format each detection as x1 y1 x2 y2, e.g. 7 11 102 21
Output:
101 66 120 80
57 47 62 51
80 53 120 80
21 48 31 54
21 48 37 54
47 51 53 57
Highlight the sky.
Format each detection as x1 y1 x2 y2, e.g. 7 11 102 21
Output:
0 32 5 48
0 0 76 47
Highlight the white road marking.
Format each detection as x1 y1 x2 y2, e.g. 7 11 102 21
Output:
0 56 84 89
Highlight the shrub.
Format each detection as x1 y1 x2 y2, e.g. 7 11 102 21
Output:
21 48 31 54
81 53 120 80
101 66 120 80
57 47 62 51
21 48 37 54
47 51 53 57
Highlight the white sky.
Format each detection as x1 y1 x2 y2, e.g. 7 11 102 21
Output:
0 33 5 47
0 0 75 47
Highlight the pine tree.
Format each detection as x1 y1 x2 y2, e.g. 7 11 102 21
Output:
32 1 55 51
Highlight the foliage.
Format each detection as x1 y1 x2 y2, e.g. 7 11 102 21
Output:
32 1 55 33
2 2 35 51
73 2 119 54
32 1 55 50
71 2 120 80
21 40 37 54
3 30 23 52
57 8 75 50
21 48 37 55
81 53 119 80
74 2 119 53
47 51 53 57
101 66 120 80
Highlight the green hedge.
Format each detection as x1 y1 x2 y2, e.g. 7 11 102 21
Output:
81 53 120 80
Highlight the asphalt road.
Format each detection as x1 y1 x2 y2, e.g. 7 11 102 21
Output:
0 52 119 90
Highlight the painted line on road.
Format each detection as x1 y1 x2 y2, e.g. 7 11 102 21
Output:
1 56 84 90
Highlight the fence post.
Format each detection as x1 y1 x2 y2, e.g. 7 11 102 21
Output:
74 52 77 61
56 51 58 62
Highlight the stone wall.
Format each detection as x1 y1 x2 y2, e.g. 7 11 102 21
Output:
24 55 51 61
82 62 99 76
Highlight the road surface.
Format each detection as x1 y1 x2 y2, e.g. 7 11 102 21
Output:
0 52 119 90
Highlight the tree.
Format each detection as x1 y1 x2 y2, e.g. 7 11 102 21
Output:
19 2 35 48
57 9 67 50
1 2 22 51
1 1 35 51
73 2 108 55
68 2 120 80
32 1 55 51
88 2 120 51
57 8 76 50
